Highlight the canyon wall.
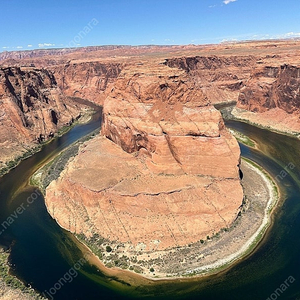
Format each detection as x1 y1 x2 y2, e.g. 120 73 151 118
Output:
1 40 300 279
4 40 300 256
164 55 256 104
50 62 123 105
235 63 300 133
238 64 300 113
0 67 82 169
102 60 241 177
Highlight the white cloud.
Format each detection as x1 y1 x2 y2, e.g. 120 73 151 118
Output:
16 46 23 49
221 38 238 43
250 32 300 40
284 32 300 38
223 0 237 4
38 43 55 48
27 44 33 47
2 46 9 49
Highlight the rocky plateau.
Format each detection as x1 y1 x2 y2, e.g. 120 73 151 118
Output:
46 58 243 251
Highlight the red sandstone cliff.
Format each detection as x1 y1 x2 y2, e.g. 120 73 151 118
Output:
102 61 241 177
0 67 82 169
234 63 300 133
50 61 123 105
45 59 243 251
4 40 300 256
1 39 300 277
238 64 300 113
164 55 256 104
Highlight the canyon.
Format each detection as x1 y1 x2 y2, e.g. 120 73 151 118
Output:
45 58 243 253
234 61 300 134
1 40 300 279
0 66 87 173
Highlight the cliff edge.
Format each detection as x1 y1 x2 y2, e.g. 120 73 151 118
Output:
0 67 83 171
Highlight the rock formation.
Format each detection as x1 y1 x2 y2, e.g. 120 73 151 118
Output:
45 59 243 251
235 63 300 133
3 39 300 260
164 55 256 104
0 67 82 168
50 61 123 105
238 64 300 113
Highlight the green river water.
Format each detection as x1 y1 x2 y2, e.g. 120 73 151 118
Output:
0 111 299 300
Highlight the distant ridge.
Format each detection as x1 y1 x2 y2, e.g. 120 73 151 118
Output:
0 45 180 61
2 38 300 62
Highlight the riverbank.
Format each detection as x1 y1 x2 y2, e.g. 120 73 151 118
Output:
181 158 279 277
0 106 97 299
0 108 94 179
231 107 300 138
37 150 279 283
30 128 99 193
228 128 257 148
0 249 46 300
77 158 279 280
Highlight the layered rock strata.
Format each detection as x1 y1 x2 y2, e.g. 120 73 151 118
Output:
0 67 81 167
50 61 123 105
235 63 300 133
165 56 256 104
45 60 243 251
238 64 300 113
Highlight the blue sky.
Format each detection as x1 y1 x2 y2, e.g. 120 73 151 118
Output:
0 0 300 51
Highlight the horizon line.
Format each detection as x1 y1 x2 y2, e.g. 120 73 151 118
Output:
1 37 300 55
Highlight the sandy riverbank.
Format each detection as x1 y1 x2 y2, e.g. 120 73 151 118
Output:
231 107 300 137
182 158 279 276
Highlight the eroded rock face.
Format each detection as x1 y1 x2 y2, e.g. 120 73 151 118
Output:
238 64 300 113
0 67 80 166
4 40 300 254
102 62 240 178
46 136 243 251
164 56 256 104
46 60 243 251
51 62 123 105
233 63 300 133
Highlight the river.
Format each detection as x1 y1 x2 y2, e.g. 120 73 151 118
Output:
0 110 300 300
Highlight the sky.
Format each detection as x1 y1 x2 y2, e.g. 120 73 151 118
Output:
0 0 300 52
